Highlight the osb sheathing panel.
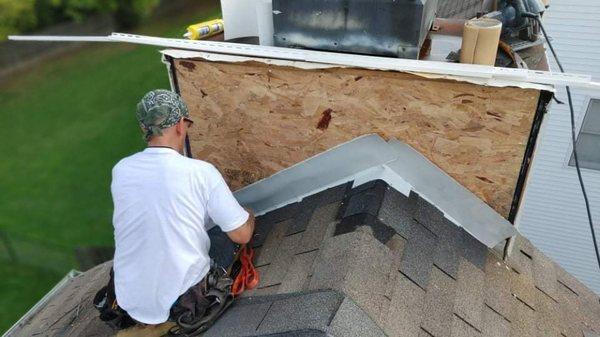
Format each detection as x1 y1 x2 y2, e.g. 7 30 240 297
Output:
174 59 540 218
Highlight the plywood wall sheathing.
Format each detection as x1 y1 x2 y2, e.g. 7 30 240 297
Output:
174 58 541 218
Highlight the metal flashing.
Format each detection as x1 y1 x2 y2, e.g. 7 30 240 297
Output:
234 134 397 214
161 54 178 95
9 33 600 90
233 134 517 247
385 139 517 247
351 165 413 196
507 90 553 223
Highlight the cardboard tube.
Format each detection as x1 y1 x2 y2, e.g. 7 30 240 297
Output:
460 18 502 66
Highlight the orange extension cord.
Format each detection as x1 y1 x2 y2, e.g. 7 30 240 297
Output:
232 245 259 296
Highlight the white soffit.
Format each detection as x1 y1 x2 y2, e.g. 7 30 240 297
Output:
9 33 600 91
233 134 517 248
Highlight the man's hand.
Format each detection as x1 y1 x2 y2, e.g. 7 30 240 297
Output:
226 208 255 244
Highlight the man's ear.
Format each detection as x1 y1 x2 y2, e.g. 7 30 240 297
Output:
175 118 185 135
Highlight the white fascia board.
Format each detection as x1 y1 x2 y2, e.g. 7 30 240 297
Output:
161 49 554 91
161 49 340 70
106 33 587 88
10 33 600 90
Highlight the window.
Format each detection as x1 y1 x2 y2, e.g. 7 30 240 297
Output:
569 99 600 171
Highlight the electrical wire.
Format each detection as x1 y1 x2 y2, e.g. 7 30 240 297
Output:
527 14 600 271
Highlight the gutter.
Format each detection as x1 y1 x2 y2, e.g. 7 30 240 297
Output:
2 270 82 337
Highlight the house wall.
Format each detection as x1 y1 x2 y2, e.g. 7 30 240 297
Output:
517 0 600 293
173 57 541 218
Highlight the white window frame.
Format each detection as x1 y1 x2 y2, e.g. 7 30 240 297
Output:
564 96 600 173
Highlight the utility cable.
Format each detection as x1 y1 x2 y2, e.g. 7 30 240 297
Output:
524 13 600 271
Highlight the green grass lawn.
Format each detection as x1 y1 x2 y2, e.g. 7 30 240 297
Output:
0 2 219 332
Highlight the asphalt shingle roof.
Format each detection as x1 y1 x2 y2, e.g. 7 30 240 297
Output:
7 179 600 337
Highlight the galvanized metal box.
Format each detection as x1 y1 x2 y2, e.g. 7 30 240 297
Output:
272 0 438 59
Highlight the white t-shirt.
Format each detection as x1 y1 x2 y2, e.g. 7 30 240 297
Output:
110 147 248 324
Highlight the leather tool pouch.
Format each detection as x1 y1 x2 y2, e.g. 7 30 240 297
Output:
167 261 235 337
92 268 136 330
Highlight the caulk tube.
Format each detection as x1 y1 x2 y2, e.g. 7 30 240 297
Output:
184 19 224 40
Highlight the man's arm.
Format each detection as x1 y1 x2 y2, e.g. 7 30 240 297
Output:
205 165 255 243
226 208 255 244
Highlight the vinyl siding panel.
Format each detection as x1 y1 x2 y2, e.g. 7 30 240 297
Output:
518 0 600 294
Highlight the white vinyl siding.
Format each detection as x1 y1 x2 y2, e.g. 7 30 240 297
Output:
517 0 600 294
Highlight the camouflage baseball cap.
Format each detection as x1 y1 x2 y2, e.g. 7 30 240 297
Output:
136 89 192 141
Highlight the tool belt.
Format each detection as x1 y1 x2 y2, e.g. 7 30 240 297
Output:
92 268 136 330
167 261 234 337
93 261 234 336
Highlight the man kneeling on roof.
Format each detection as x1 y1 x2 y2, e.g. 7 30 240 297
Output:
94 89 255 335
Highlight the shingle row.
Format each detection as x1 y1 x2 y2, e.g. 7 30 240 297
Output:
247 179 600 337
9 179 600 337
